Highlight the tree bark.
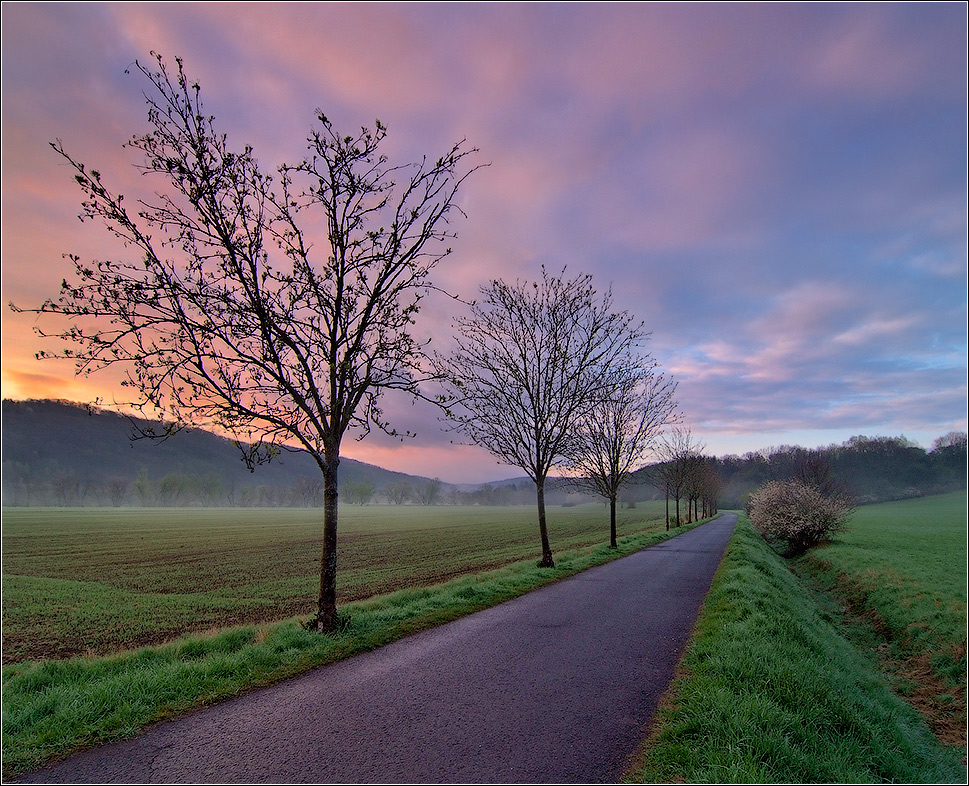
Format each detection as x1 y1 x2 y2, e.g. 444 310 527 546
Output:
316 446 340 632
665 484 670 531
536 479 555 567
609 494 618 548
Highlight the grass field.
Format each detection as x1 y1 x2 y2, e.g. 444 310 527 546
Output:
626 508 966 784
792 491 967 746
1 502 666 663
1 505 701 779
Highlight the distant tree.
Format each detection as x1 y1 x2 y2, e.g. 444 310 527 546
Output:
697 458 723 518
51 471 83 507
932 431 968 452
386 481 413 505
133 468 155 506
12 53 481 631
790 450 853 506
197 473 223 506
655 428 705 528
929 431 967 474
677 455 723 521
2 461 33 507
566 363 677 547
343 478 375 505
436 266 646 567
291 475 325 507
106 476 130 507
416 478 443 505
158 473 188 506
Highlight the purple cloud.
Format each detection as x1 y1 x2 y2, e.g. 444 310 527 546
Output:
2 2 964 483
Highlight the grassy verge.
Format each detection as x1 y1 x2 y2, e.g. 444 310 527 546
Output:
2 516 707 779
625 514 965 784
792 491 967 747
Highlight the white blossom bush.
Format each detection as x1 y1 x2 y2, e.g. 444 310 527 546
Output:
747 479 853 557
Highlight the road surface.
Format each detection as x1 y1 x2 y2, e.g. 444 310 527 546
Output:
16 512 737 784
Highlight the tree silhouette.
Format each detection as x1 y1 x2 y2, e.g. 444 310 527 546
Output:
567 363 677 547
436 266 646 567
11 53 481 631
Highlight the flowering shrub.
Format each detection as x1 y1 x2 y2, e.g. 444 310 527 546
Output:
747 479 853 557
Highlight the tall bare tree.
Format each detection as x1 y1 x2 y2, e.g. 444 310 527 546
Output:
567 363 677 547
436 266 646 567
10 53 480 631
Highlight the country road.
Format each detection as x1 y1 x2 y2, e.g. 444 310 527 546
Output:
15 512 737 784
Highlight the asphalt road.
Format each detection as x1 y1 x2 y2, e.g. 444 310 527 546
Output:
16 512 737 784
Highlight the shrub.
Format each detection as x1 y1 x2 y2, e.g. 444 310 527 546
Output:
747 479 852 557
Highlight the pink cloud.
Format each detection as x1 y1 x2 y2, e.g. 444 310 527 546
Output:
2 3 963 484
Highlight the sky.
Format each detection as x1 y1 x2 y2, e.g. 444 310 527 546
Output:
2 2 967 484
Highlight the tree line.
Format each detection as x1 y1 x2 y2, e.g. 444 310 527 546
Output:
710 432 966 509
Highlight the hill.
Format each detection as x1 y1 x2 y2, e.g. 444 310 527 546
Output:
1 399 454 507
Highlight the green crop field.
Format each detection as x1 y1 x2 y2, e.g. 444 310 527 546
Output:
4 493 964 782
1 501 667 663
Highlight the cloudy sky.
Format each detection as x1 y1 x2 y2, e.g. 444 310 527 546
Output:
2 2 966 483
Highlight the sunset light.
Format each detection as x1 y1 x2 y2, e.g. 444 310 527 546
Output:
2 2 965 483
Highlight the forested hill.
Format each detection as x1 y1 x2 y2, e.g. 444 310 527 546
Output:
1 399 452 507
686 434 967 509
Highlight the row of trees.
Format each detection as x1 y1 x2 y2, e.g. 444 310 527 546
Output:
435 266 679 564
13 53 680 631
650 429 721 530
2 468 464 509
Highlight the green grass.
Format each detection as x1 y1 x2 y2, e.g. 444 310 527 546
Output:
626 512 966 784
792 491 967 746
8 495 964 782
2 502 668 662
1 505 705 779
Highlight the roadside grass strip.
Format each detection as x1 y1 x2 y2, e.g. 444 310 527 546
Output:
1 518 706 779
626 515 965 784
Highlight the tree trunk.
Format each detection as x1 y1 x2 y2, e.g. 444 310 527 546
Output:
665 483 670 531
535 479 555 567
315 446 340 632
675 494 681 527
609 494 618 548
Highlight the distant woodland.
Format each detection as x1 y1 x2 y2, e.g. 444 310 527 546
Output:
2 399 965 509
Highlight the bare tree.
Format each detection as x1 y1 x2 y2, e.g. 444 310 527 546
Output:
436 266 646 567
386 481 413 505
683 454 721 522
698 459 723 518
10 53 480 631
415 478 443 505
567 363 677 547
656 428 706 528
